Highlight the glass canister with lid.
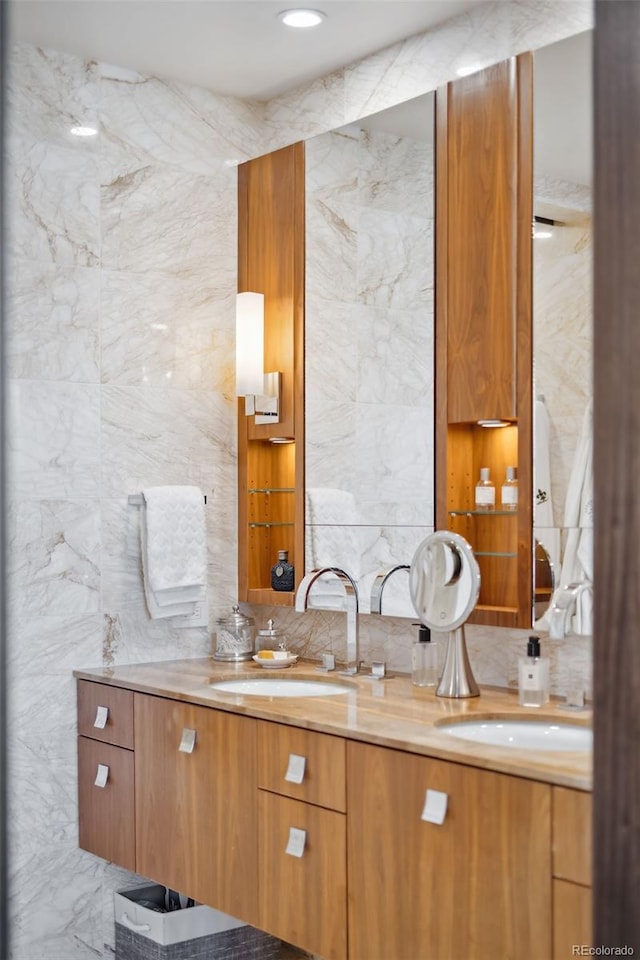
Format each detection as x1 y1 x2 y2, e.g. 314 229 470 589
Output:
213 604 256 661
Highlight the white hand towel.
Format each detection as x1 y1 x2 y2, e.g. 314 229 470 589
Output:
140 486 207 620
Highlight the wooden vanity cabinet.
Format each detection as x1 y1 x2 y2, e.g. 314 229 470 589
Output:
256 721 347 959
552 787 592 958
77 679 591 960
133 693 259 926
347 741 552 960
77 681 135 871
435 54 534 629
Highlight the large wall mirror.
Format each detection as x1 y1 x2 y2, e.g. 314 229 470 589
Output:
302 29 593 628
304 93 435 616
533 30 593 632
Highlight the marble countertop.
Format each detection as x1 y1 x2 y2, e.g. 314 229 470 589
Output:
74 657 592 792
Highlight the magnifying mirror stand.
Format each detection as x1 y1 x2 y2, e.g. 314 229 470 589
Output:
436 626 480 699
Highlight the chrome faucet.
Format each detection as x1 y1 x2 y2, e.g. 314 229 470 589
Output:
370 564 410 614
547 581 593 639
295 567 360 674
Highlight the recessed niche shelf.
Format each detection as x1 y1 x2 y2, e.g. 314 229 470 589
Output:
248 488 296 494
249 522 295 529
474 551 518 559
449 509 519 517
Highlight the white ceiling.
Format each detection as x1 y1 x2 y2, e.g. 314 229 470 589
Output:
534 30 592 187
9 1 592 186
9 0 484 100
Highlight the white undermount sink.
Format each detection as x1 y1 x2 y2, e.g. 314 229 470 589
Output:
209 678 354 698
437 718 592 751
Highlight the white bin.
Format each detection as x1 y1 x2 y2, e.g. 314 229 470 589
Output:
114 885 281 960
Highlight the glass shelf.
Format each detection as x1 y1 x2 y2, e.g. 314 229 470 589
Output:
248 488 295 494
474 551 517 558
449 509 518 517
249 522 295 528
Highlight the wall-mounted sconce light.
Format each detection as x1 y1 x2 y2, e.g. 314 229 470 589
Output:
235 292 281 424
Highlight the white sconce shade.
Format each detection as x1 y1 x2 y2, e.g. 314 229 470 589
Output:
236 292 265 396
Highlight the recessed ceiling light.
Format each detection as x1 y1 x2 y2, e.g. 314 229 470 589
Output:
278 9 326 28
70 124 98 137
533 228 553 239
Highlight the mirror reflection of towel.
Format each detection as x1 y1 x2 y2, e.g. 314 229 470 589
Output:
560 399 593 635
534 398 554 529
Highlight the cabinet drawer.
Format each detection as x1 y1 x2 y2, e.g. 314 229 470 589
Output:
78 736 135 871
553 879 592 958
77 680 134 749
257 720 346 812
553 787 592 885
258 791 346 960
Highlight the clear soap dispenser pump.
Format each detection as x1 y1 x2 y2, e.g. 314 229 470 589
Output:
412 624 439 687
518 635 550 707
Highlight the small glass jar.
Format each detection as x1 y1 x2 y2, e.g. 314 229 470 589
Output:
256 618 286 652
213 604 255 661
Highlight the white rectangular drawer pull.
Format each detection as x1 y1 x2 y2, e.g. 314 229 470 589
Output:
94 764 109 788
421 788 448 825
178 728 197 754
284 753 306 785
94 705 109 729
285 827 307 858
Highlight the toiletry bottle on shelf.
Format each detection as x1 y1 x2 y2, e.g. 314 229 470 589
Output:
271 550 295 592
501 466 518 511
518 635 550 707
475 467 495 511
412 624 439 687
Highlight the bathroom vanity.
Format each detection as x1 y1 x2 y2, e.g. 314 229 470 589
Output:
75 660 592 960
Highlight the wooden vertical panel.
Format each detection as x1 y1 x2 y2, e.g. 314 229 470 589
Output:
237 143 305 602
515 53 534 625
593 2 640 951
435 54 533 629
444 59 519 424
238 143 304 441
435 84 450 533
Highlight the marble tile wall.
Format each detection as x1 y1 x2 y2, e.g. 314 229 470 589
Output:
5 42 261 960
534 199 592 522
6 1 593 956
304 123 433 617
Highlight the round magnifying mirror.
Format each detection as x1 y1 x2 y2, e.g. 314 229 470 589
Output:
409 531 481 698
410 531 480 632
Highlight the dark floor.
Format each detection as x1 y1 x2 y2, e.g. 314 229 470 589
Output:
278 944 318 960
